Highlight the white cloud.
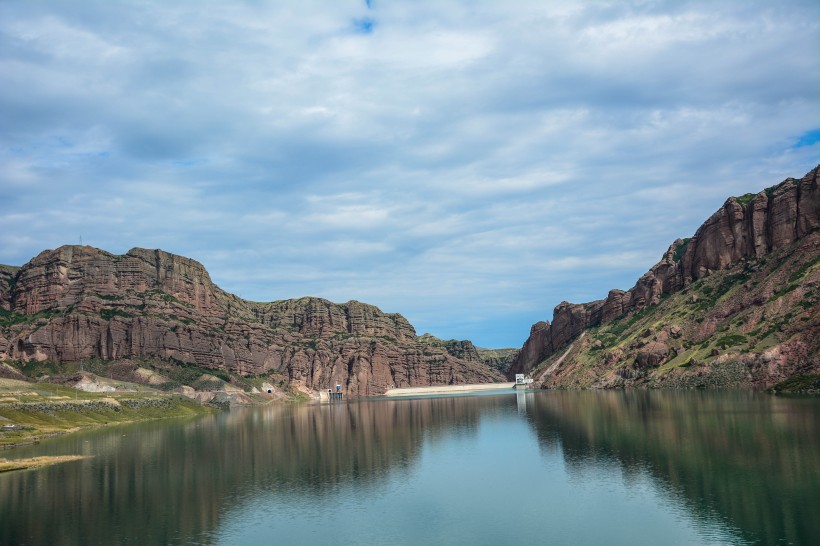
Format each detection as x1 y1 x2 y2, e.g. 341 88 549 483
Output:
1 0 818 347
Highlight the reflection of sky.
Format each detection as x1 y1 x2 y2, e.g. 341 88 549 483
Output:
213 397 741 545
1 1 819 347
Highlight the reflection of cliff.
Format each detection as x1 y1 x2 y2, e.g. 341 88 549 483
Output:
526 391 820 545
0 396 504 545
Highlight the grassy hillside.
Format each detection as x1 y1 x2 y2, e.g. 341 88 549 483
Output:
0 377 214 448
531 233 819 390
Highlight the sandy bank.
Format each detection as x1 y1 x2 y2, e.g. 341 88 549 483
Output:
384 382 515 397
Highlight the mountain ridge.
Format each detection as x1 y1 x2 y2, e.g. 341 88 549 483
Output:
0 246 504 396
511 165 820 389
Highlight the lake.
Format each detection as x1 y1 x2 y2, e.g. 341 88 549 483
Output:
2 390 819 545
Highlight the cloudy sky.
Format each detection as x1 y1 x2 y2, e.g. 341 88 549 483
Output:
1 0 818 348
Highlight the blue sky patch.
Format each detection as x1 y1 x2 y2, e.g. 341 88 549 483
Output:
171 159 204 167
794 128 820 148
352 16 375 33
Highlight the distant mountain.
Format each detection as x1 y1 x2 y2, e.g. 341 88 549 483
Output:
0 247 504 396
512 166 819 390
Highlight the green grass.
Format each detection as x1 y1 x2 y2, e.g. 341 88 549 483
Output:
139 358 261 391
191 378 225 391
606 305 654 338
735 193 757 206
99 308 133 320
540 230 816 390
673 238 691 263
285 391 310 403
768 374 820 394
13 359 50 379
0 380 214 447
0 308 60 328
140 289 193 308
6 356 262 394
798 297 815 310
788 254 820 284
714 334 748 349
769 283 800 301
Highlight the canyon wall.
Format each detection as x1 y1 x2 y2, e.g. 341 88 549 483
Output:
511 165 820 376
0 247 503 395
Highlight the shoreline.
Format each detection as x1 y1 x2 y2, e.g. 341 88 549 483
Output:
384 382 515 397
0 455 91 473
0 391 216 450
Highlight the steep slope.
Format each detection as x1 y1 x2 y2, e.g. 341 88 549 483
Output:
0 247 503 396
512 166 820 389
0 265 17 311
416 334 518 375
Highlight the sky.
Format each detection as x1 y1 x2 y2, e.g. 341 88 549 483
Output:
1 0 818 348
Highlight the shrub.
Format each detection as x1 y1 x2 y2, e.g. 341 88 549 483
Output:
673 238 691 263
99 309 133 320
714 334 748 349
769 374 820 394
735 193 757 205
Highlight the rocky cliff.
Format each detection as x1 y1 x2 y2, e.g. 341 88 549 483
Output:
512 166 820 389
0 247 503 396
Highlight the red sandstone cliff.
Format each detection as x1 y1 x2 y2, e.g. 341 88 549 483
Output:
511 165 820 377
0 247 503 395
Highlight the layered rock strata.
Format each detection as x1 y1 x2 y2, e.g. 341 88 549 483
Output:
511 165 820 377
0 247 503 396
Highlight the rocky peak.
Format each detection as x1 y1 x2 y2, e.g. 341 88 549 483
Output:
123 247 218 311
680 167 819 284
9 245 221 315
253 297 417 341
417 334 483 362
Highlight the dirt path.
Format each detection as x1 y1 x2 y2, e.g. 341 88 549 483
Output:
536 332 585 382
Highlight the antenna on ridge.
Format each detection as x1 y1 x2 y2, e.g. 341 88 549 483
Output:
79 235 83 246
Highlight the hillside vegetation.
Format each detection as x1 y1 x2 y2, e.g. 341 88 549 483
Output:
531 233 819 389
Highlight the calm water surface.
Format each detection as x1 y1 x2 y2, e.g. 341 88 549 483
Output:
2 390 819 545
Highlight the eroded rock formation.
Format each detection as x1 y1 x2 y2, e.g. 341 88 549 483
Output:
0 247 503 396
512 165 820 377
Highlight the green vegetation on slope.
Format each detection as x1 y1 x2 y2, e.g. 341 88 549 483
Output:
530 235 819 389
5 356 287 394
0 378 214 448
673 238 691 262
768 374 820 394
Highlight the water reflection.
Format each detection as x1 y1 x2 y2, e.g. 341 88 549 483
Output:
0 396 503 545
1 391 818 545
525 390 820 545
